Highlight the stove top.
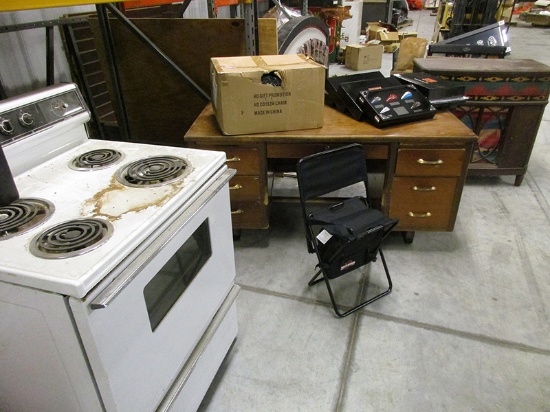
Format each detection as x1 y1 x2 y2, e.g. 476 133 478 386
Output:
0 138 226 298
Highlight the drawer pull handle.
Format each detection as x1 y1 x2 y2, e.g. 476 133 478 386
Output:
230 184 243 190
412 185 436 192
408 212 432 218
226 156 241 163
417 159 443 166
231 209 244 215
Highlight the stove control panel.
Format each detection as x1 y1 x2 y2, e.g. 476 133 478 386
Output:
0 83 89 147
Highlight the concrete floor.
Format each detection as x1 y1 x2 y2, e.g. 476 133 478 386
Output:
199 10 550 411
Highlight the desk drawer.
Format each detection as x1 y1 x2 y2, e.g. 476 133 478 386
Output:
391 177 458 205
230 201 269 229
390 177 457 230
390 203 453 230
229 176 261 201
395 148 465 177
267 143 389 160
189 144 260 175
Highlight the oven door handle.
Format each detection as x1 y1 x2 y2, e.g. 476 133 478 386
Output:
90 168 236 310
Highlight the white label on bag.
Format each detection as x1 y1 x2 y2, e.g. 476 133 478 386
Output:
316 230 332 245
341 260 356 271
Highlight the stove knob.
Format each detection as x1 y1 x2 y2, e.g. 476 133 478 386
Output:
19 112 34 127
0 117 15 135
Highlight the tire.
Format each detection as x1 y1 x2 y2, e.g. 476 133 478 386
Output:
277 16 330 66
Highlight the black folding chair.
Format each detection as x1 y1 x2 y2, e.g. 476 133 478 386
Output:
296 144 398 318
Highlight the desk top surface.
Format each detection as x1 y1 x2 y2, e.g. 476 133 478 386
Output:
185 104 477 145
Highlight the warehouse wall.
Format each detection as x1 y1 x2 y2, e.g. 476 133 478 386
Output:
0 2 211 98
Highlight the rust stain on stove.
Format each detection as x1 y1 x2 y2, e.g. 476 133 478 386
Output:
83 175 183 221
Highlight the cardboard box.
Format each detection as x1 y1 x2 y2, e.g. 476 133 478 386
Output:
345 43 384 70
367 22 400 43
525 11 550 26
398 31 418 41
367 22 400 53
211 54 325 135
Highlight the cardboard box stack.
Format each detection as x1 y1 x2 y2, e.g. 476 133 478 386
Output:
210 54 325 135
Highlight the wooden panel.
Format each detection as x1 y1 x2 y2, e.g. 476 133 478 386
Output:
267 143 389 160
89 18 277 145
498 105 545 169
229 176 261 201
230 201 269 229
395 148 465 177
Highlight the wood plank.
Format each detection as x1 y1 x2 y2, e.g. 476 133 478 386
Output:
89 18 277 145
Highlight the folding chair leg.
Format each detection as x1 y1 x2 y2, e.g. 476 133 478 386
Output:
312 249 393 318
308 270 324 286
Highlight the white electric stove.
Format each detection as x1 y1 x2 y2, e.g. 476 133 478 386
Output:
0 83 238 411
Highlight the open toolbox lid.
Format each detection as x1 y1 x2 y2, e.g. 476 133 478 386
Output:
356 84 436 128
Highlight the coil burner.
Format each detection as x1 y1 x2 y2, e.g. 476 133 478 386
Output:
30 218 114 259
0 198 55 241
69 149 123 171
115 156 191 188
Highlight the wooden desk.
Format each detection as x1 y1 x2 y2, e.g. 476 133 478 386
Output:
185 104 477 242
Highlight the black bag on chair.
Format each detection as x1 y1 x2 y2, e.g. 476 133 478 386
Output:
297 144 398 317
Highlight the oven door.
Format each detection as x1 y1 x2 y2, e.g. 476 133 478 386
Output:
69 169 236 412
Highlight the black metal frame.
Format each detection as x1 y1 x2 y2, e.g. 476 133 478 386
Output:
90 2 213 141
61 20 108 140
427 43 507 58
296 144 398 318
307 241 393 318
0 16 87 99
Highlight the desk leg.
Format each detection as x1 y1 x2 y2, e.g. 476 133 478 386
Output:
402 231 415 244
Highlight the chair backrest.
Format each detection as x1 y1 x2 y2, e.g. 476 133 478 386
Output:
297 144 370 253
296 144 368 202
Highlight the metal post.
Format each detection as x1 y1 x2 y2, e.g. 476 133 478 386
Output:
176 0 193 17
243 0 259 55
104 3 210 101
62 23 106 140
301 0 308 17
207 0 217 18
96 3 131 141
45 26 54 85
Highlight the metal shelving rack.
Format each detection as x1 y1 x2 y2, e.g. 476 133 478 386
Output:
1 0 261 140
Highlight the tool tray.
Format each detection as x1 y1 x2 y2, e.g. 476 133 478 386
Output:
356 84 436 127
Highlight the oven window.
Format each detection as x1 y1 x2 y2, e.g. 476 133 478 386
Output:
143 219 212 331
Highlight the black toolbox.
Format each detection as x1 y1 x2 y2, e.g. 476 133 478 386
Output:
356 84 436 127
325 71 385 113
392 72 467 108
335 76 401 120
